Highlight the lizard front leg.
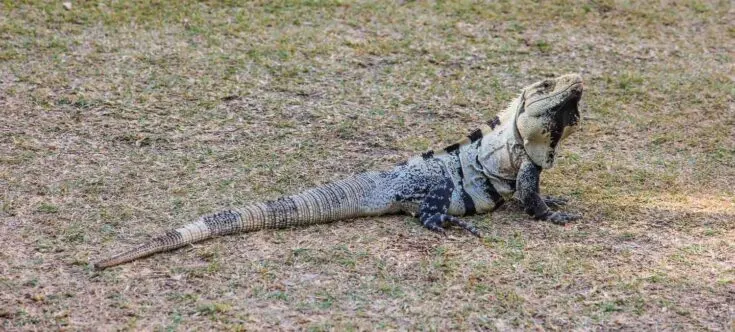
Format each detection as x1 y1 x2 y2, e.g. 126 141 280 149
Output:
517 158 581 225
418 177 481 237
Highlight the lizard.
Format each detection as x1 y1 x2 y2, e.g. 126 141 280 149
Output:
93 73 584 269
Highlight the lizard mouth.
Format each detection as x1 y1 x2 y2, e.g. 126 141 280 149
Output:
568 82 583 98
561 82 583 103
554 82 583 114
525 81 583 108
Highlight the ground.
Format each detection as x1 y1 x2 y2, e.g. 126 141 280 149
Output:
1 1 733 330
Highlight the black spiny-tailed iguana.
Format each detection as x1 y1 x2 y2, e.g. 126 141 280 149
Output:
94 73 584 269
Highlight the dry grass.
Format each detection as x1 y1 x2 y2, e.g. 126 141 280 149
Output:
1 1 733 330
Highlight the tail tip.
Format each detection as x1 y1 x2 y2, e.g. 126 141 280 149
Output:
92 259 111 270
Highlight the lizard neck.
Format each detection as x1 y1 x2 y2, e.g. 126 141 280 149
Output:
472 95 527 185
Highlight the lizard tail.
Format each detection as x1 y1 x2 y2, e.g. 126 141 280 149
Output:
93 171 395 269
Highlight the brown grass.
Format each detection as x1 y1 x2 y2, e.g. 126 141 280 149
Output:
1 1 733 330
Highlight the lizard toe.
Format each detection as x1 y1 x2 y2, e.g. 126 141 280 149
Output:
547 211 582 225
443 215 482 238
543 195 568 208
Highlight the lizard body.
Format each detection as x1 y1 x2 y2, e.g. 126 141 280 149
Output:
94 73 583 269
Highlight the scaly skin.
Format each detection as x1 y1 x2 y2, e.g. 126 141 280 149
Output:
94 73 584 269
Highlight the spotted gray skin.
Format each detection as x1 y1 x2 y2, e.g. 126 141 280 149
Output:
93 74 584 269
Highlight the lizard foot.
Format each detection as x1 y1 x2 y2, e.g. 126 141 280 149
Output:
422 214 482 237
546 211 582 225
543 195 568 208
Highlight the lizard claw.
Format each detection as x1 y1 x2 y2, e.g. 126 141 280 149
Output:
426 224 448 237
543 195 568 208
422 214 481 238
444 215 482 238
546 211 582 225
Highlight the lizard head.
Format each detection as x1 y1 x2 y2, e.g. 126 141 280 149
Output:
514 73 583 169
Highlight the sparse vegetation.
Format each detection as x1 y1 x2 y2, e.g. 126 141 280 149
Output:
1 1 733 330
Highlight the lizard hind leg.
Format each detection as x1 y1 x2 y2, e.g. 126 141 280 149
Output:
418 177 482 238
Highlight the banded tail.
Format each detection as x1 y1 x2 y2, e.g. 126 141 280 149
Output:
94 172 395 269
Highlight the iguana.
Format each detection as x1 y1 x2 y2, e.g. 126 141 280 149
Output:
94 73 584 269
